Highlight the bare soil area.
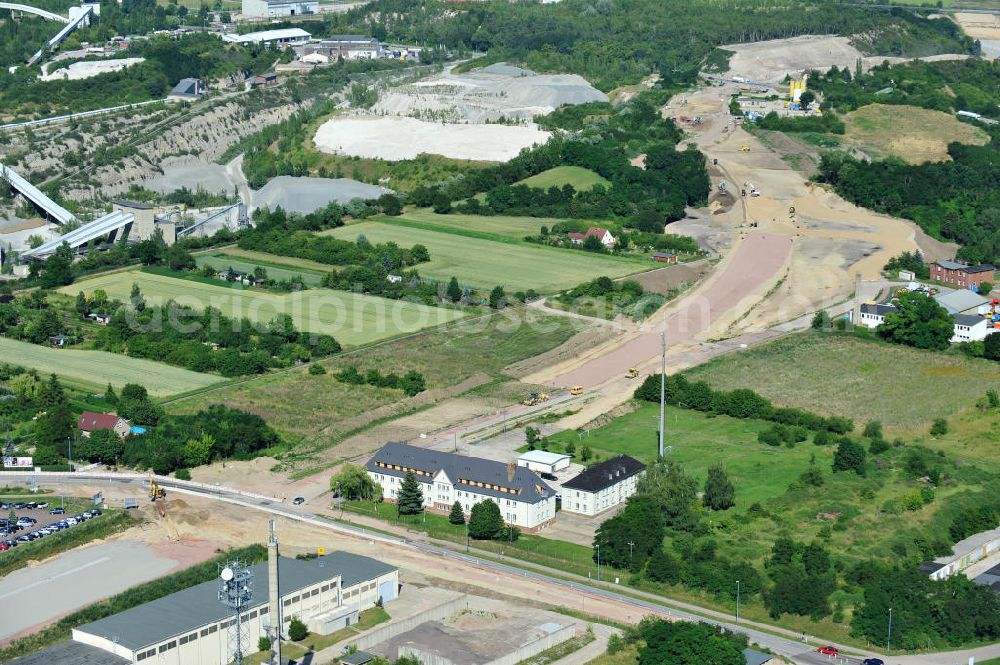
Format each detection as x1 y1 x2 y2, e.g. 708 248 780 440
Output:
842 104 989 164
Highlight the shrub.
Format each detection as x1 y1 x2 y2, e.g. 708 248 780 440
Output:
868 438 890 455
308 364 326 375
288 617 307 642
258 636 271 652
930 418 948 436
174 468 191 480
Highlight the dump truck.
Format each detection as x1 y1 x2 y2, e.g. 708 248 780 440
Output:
570 386 584 395
626 368 639 379
522 392 550 406
739 145 750 152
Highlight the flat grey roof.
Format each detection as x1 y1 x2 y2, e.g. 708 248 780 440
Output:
860 303 897 316
935 527 1000 565
368 442 555 504
10 640 130 665
341 651 377 665
935 289 989 314
952 313 983 327
744 648 774 665
76 553 395 652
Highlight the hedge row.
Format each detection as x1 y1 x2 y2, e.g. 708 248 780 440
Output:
634 374 853 433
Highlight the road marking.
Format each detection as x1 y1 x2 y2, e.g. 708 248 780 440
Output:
0 555 111 600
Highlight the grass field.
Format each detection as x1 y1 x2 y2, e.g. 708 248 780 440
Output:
544 403 820 510
167 312 583 461
62 270 465 346
324 221 645 291
0 337 223 397
683 332 1000 430
194 252 326 287
383 209 565 240
842 104 989 164
517 166 610 191
209 247 338 274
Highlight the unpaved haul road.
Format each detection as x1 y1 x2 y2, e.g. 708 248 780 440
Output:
549 231 792 388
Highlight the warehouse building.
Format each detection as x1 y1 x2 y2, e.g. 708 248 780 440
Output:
367 442 557 530
241 0 317 18
517 450 571 475
222 27 311 47
71 552 397 665
561 455 645 516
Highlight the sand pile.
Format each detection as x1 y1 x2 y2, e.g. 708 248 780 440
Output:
40 58 145 82
252 175 390 213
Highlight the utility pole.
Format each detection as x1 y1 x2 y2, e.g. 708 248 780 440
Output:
887 607 892 652
736 580 740 624
66 437 72 472
596 544 601 582
628 541 635 565
658 331 666 459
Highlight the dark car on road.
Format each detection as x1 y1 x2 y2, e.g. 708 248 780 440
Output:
862 659 884 665
49 507 65 515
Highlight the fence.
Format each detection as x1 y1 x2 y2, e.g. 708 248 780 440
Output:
350 594 471 652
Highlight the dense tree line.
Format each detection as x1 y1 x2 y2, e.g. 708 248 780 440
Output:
321 0 972 92
634 372 854 434
555 275 666 321
755 110 845 134
85 287 341 376
334 365 426 396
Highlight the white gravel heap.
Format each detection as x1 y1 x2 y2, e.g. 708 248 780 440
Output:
252 176 390 214
40 58 145 82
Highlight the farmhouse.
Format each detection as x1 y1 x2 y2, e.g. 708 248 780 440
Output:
931 260 994 290
561 455 645 516
366 442 557 530
854 302 897 329
71 552 397 665
240 0 317 18
77 411 131 438
517 450 571 475
568 227 616 248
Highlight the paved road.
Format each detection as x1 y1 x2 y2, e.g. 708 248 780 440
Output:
0 540 177 642
14 474 1000 665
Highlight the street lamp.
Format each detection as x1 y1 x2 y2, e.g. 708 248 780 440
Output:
887 607 892 652
596 544 601 582
628 541 635 565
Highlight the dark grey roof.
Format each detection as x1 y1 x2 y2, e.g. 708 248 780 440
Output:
112 199 153 210
965 264 995 274
936 260 995 274
323 35 376 43
952 313 983 327
170 78 202 98
653 252 676 258
9 641 130 665
367 442 555 504
918 561 945 573
743 648 774 665
860 303 897 316
341 651 377 665
562 455 646 492
76 553 394 652
936 259 966 271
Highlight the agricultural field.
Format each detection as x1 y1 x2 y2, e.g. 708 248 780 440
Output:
379 210 566 240
516 166 610 191
544 403 817 510
323 221 646 291
167 312 584 464
61 270 465 346
683 332 1000 430
0 337 223 397
194 252 326 287
841 104 989 164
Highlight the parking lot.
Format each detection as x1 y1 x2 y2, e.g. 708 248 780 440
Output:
1 498 104 550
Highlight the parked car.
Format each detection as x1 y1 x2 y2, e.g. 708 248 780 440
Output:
862 659 884 665
292 497 306 505
16 517 35 527
66 517 78 525
24 502 37 509
49 508 65 515
15 535 31 542
88 509 102 517
0 542 9 551
818 646 839 656
13 502 26 509
540 472 558 481
35 502 48 508
2 539 15 548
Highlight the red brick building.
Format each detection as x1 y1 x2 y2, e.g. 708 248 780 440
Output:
931 260 994 290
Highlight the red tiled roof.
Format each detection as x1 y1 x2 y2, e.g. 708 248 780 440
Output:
77 411 121 432
568 227 612 241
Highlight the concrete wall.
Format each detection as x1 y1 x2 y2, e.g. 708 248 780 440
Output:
351 595 470 652
398 623 577 665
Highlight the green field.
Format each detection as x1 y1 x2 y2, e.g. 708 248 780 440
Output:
0 337 223 397
62 270 465 347
195 252 326 287
324 221 645 291
383 210 564 240
684 332 1000 430
544 403 819 510
517 166 610 191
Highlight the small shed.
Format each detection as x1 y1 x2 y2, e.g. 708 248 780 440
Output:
743 648 776 665
653 252 678 264
517 450 571 475
898 270 915 281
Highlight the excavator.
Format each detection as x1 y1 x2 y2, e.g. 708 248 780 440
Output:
148 479 166 501
739 145 751 152
570 386 584 396
626 368 639 379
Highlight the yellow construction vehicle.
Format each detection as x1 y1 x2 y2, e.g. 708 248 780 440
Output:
570 386 584 396
739 145 751 152
148 479 166 501
626 368 639 379
521 392 550 406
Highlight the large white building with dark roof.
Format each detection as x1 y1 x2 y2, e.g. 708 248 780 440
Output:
69 552 397 665
561 455 645 516
367 442 557 530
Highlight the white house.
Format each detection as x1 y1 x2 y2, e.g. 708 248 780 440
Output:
854 302 897 329
561 455 645 517
517 450 571 475
367 442 557 530
568 226 616 248
951 314 995 343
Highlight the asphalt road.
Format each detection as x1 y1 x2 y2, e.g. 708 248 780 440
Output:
0 540 177 642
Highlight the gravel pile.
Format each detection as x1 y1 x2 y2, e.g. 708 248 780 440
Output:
252 176 390 214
